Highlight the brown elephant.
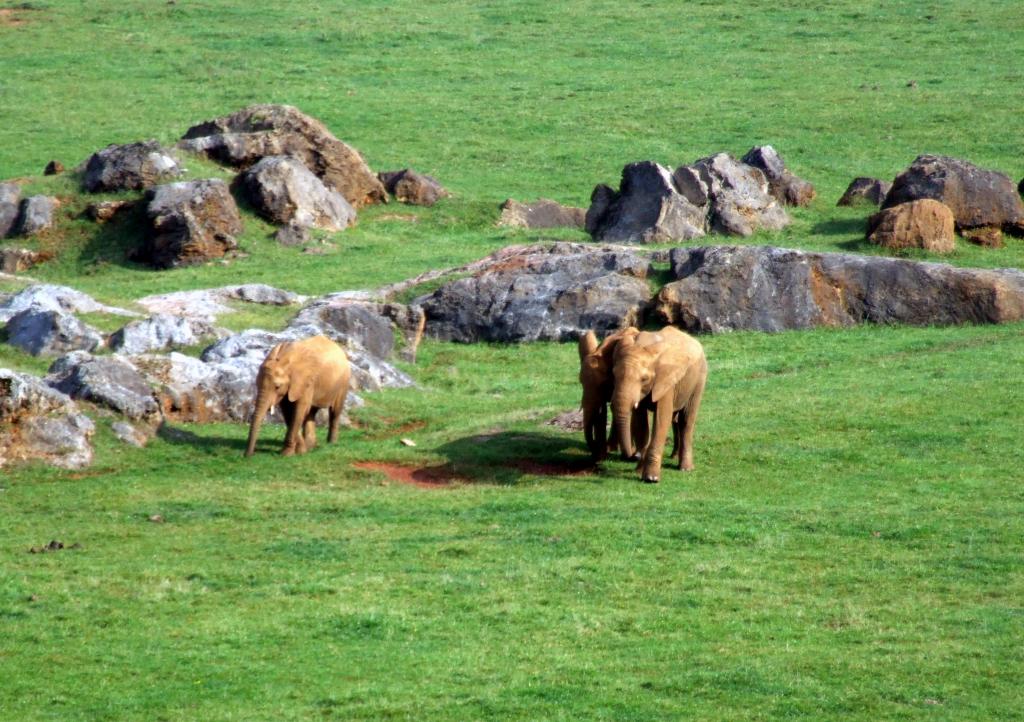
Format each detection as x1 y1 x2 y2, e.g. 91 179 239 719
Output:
578 327 639 460
245 335 351 457
611 326 707 482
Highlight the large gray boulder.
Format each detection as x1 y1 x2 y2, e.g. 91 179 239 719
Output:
83 140 181 193
0 284 138 323
14 195 58 236
687 153 791 237
586 161 707 243
418 242 653 342
0 368 94 470
0 183 22 237
179 104 386 208
5 309 104 356
132 351 262 423
240 155 356 231
142 180 243 268
651 245 1024 333
107 313 222 355
882 155 1024 235
47 352 161 421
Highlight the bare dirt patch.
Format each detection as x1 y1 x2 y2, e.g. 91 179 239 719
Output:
353 461 462 489
0 7 32 27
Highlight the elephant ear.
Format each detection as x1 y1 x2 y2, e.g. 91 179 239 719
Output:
266 342 286 363
651 348 694 405
578 331 599 361
286 359 315 403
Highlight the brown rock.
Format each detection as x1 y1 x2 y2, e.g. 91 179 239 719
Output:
378 169 449 206
868 199 955 253
961 226 1004 248
86 200 136 223
0 247 44 273
179 104 385 208
43 160 64 176
883 155 1024 234
141 180 242 268
838 177 892 207
497 198 585 229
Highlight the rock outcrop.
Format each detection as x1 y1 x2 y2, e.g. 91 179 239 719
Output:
179 104 386 208
740 145 816 207
651 245 1024 333
0 369 94 469
240 155 356 231
838 177 892 207
0 284 138 323
882 155 1024 236
83 141 181 193
107 313 222 355
5 309 104 356
141 180 243 268
867 199 956 253
0 247 45 274
686 153 791 237
378 169 449 206
418 242 653 342
586 161 707 243
498 198 586 229
47 352 161 422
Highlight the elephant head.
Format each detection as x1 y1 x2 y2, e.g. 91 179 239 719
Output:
578 327 638 459
247 342 296 457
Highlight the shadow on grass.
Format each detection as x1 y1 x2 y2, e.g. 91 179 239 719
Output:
434 430 601 485
157 423 250 454
810 217 868 237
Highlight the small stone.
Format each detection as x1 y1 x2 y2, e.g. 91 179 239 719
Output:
275 222 311 247
86 200 135 223
961 226 1004 248
43 160 64 176
148 514 164 523
400 438 417 447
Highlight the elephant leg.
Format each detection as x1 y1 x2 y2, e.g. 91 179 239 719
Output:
303 412 317 452
328 387 348 444
668 411 680 459
279 399 302 456
283 397 312 456
640 401 673 483
679 377 706 472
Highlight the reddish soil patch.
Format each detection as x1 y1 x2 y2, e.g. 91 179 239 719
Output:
353 461 462 489
0 8 27 26
508 458 596 477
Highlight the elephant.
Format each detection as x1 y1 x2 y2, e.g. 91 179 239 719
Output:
611 326 707 482
578 326 639 460
244 335 351 457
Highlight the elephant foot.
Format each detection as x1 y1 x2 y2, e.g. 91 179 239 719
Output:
281 447 296 457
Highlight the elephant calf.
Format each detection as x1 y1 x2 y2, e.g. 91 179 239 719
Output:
245 335 351 457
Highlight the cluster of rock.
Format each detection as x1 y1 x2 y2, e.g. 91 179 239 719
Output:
414 241 1024 342
0 104 450 272
837 155 1024 253
585 146 812 243
0 282 422 469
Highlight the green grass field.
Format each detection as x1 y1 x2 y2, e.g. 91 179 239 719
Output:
2 1 1023 720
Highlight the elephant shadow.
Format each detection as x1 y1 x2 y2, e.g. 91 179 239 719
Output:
157 423 249 454
434 430 600 484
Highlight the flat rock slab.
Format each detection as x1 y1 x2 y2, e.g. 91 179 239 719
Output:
47 352 161 421
0 284 138 323
0 368 95 469
179 104 385 208
135 284 303 322
418 242 654 342
498 198 585 229
142 180 243 268
83 140 181 193
652 245 1024 333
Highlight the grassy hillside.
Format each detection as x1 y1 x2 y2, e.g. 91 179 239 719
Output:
2 1 1023 720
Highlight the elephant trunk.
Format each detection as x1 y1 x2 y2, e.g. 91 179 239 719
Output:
245 389 274 457
613 392 635 461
